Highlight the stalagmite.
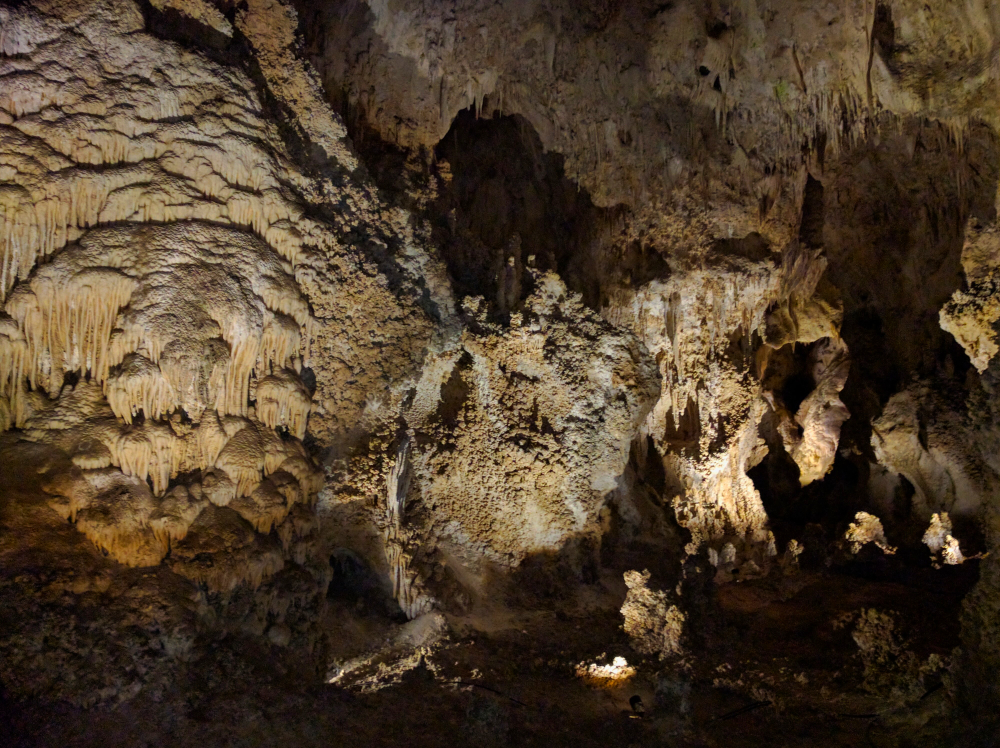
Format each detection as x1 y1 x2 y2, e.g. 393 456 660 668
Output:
6 0 1000 738
608 250 782 550
872 385 987 520
845 512 896 556
621 570 685 659
769 337 851 486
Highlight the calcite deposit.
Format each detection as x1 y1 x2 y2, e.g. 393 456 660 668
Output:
2 0 1000 745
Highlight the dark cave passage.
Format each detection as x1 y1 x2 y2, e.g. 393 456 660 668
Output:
327 549 378 602
431 107 615 318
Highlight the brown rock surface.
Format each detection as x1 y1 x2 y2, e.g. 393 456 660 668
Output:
2 0 1000 744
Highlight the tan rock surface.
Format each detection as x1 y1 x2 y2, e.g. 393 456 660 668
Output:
3 0 1000 741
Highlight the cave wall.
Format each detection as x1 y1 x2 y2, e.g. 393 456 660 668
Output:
3 0 1000 738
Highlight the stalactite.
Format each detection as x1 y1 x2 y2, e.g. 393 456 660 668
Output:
258 312 301 375
1 222 312 438
6 267 136 394
75 468 169 567
606 256 782 550
158 338 230 424
105 354 176 425
256 368 311 439
196 411 231 471
0 314 26 427
71 439 114 471
0 3 342 641
113 420 179 497
275 452 324 498
200 468 237 507
214 423 266 497
229 473 299 534
275 502 320 553
382 439 434 619
148 484 207 548
0 151 326 301
168 506 285 592
0 394 11 432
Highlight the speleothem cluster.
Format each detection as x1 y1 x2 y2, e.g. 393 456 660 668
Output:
3 0 1000 744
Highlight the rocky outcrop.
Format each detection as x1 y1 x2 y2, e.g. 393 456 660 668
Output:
0 0 429 703
769 337 850 487
409 274 658 572
872 383 990 521
4 0 1000 741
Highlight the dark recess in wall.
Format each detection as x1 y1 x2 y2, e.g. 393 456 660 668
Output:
799 175 824 249
432 108 615 319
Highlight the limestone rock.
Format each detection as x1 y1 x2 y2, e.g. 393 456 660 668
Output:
620 569 685 659
845 512 895 556
872 384 987 520
771 337 851 486
413 273 659 567
3 0 1000 737
923 512 967 568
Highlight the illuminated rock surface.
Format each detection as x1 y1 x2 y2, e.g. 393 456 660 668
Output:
1 0 1000 745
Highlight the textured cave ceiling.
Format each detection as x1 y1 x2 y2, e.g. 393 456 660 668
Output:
1 0 1000 745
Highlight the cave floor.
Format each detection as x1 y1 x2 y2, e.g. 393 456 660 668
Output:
2 561 982 748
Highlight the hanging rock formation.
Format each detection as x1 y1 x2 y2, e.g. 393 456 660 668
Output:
3 0 1000 744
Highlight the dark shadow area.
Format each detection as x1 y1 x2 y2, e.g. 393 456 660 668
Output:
662 400 700 456
139 0 233 51
825 118 998 418
872 2 896 65
502 537 603 609
328 549 380 602
712 232 772 263
326 548 407 625
754 119 1000 563
799 175 825 249
431 108 618 319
